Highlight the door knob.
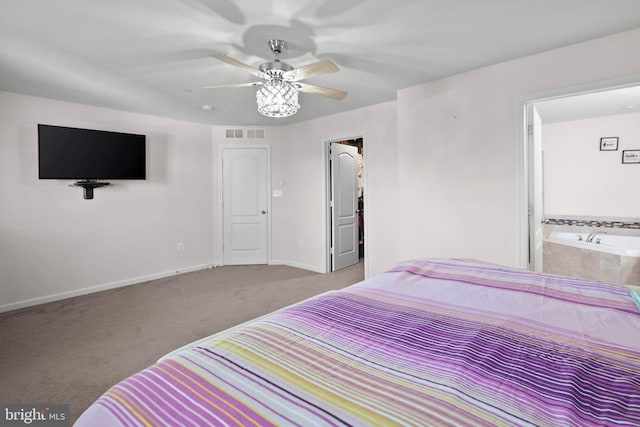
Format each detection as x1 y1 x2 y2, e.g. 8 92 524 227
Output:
261 210 267 214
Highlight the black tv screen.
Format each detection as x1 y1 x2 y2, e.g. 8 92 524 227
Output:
38 124 146 180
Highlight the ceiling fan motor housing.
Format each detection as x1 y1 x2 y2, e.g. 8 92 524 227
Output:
268 39 287 55
259 61 294 81
260 40 294 81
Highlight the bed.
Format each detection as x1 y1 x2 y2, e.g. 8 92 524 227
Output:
75 259 640 426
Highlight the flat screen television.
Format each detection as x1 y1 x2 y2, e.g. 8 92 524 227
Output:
38 124 146 180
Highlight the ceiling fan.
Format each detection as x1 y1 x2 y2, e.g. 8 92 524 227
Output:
203 39 347 118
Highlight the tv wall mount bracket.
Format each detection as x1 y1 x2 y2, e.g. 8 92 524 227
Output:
70 180 110 199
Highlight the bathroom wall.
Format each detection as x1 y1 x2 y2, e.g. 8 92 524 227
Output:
541 112 640 280
543 111 640 218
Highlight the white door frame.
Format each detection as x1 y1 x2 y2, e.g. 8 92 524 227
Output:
526 104 544 272
218 144 271 266
322 134 368 277
518 75 640 270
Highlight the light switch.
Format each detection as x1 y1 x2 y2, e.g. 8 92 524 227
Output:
272 189 283 198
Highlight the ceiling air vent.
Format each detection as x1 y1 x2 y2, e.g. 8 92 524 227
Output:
225 129 264 139
247 129 265 139
225 129 244 139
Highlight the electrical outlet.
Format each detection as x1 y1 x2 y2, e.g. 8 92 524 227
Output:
177 243 184 252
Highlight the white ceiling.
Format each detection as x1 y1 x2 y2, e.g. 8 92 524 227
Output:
535 85 640 123
2 0 640 126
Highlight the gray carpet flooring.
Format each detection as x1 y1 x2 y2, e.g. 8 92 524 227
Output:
0 262 364 424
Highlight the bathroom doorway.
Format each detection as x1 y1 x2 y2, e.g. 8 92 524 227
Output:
524 83 640 283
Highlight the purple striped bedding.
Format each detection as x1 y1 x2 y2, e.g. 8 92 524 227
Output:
75 259 640 426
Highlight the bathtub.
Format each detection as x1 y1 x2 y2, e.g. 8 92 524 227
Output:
544 231 640 286
546 231 640 257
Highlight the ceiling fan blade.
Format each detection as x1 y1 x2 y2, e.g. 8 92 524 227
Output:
214 54 263 78
285 60 339 81
296 82 347 100
202 82 262 90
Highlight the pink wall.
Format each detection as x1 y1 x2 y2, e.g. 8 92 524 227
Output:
272 101 399 277
4 28 640 310
0 91 215 310
396 28 640 267
0 92 397 310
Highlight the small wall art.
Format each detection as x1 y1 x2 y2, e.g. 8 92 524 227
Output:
622 150 640 164
600 137 618 151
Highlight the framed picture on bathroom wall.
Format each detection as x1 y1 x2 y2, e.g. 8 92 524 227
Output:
622 150 640 164
600 137 618 151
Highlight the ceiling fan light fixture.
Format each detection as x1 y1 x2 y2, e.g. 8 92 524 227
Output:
256 80 300 118
208 39 344 118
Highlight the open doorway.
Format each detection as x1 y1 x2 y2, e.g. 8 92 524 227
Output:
325 137 365 272
524 83 640 285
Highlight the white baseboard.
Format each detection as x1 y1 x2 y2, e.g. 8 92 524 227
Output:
1 261 325 314
269 260 326 274
0 264 213 314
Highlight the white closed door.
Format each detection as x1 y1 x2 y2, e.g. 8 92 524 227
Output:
222 147 269 265
331 143 359 270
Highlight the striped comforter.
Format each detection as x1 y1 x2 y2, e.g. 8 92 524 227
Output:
75 259 640 426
